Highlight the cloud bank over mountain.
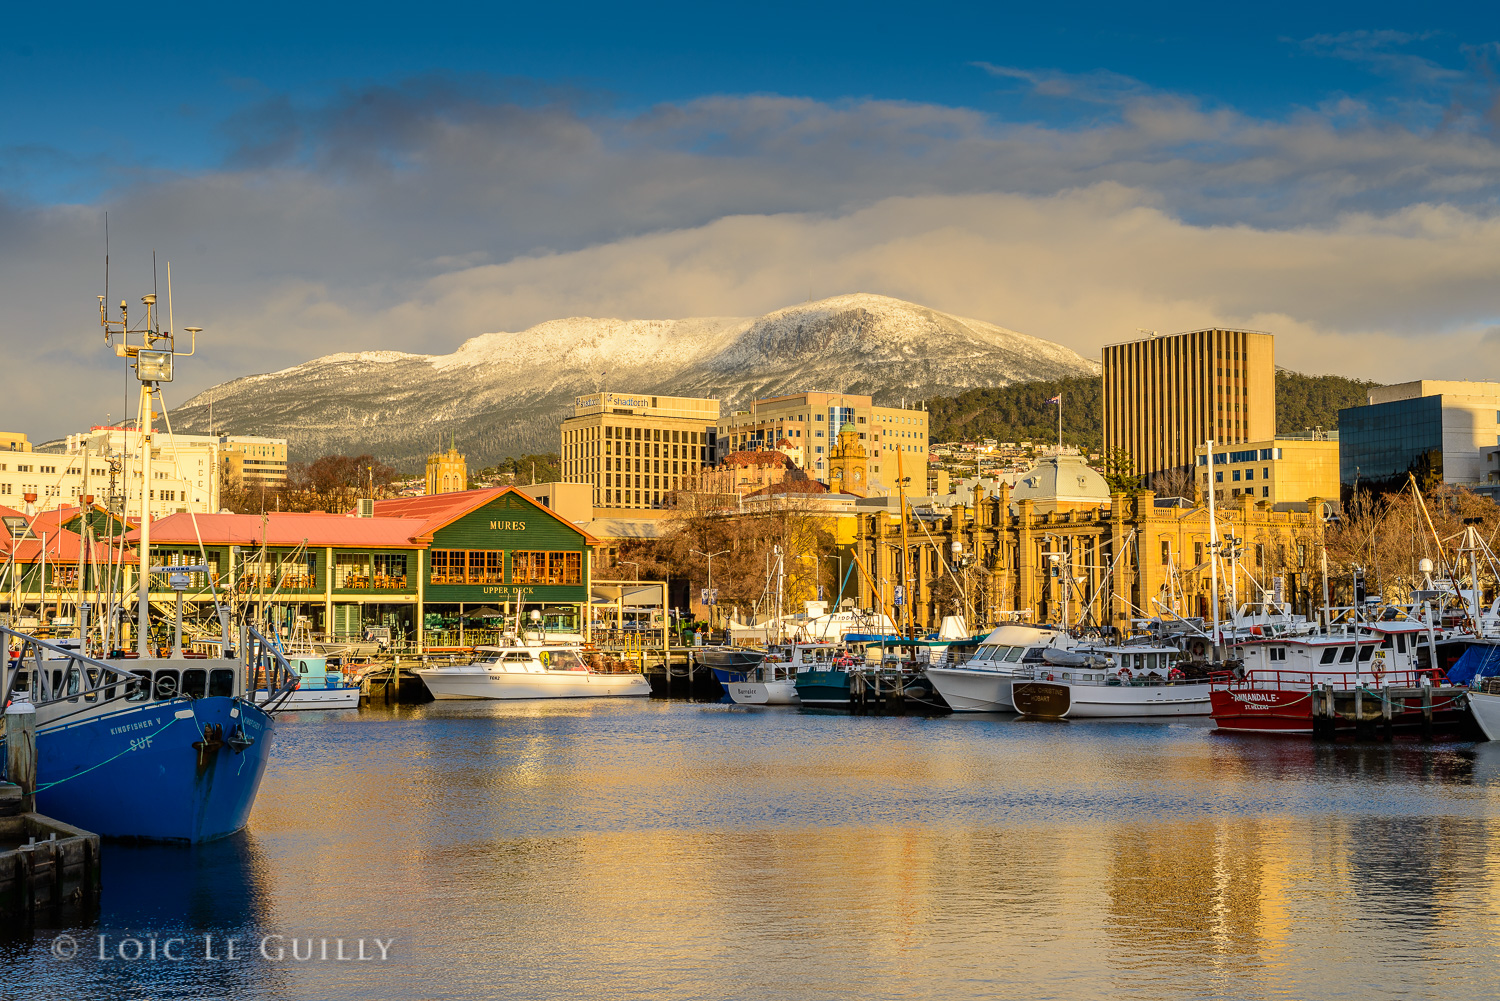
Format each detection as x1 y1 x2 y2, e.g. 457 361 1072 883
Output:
6 48 1500 441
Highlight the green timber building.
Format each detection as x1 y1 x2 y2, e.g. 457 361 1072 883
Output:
134 487 599 650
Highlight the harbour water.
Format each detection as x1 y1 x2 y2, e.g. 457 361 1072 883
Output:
7 700 1500 999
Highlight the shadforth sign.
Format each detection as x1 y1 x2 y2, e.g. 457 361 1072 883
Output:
489 521 525 531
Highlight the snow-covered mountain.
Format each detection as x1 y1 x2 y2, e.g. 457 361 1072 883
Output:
172 294 1098 466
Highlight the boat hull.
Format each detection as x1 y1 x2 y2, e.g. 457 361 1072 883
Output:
1210 686 1468 733
695 647 765 671
255 686 362 709
35 696 274 843
415 669 651 700
1011 681 1071 718
925 667 1016 712
1471 691 1500 740
726 680 800 705
793 669 851 707
1015 681 1212 719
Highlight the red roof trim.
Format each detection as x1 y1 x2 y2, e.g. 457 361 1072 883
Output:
369 487 600 546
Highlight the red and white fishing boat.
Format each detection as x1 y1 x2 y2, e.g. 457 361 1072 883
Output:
1210 619 1466 734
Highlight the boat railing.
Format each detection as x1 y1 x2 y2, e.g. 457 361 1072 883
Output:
1210 666 1439 691
245 624 299 708
2 624 144 711
1013 665 1204 688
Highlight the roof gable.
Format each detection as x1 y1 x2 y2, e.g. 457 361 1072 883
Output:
371 487 598 545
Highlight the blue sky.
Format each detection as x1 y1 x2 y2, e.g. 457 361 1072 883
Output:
6 2 1496 200
5 2 1500 437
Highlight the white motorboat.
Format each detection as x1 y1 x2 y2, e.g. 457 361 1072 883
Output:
253 654 362 709
1471 690 1500 740
725 659 800 705
414 639 650 700
723 641 846 705
1010 643 1210 719
924 624 1075 712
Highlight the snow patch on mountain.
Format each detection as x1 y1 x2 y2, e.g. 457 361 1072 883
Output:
175 293 1098 465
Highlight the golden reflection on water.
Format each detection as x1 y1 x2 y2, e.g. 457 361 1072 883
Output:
222 704 1500 999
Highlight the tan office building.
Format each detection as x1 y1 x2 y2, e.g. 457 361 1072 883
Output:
561 392 720 515
717 392 930 494
220 436 289 489
1195 435 1339 508
1104 328 1275 484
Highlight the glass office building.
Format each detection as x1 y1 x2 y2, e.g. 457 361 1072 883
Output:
1338 396 1444 496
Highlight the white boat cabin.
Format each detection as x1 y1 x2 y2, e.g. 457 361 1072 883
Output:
1231 620 1430 687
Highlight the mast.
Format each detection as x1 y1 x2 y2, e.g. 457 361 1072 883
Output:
76 442 89 636
1205 440 1220 658
136 378 154 656
897 441 911 637
100 277 197 658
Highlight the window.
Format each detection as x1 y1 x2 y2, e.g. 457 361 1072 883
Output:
1262 486 1269 498
512 550 583 585
1255 544 1264 567
1232 470 1241 482
1194 541 1203 565
1245 469 1253 481
1338 646 1356 663
375 553 410 587
1215 471 1223 483
429 550 463 585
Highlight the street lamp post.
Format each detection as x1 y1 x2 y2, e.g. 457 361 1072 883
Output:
816 553 842 606
691 548 728 635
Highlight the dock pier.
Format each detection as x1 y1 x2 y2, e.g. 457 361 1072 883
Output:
1310 682 1465 740
1 701 101 920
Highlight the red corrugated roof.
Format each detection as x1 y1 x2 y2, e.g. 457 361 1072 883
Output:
369 487 600 545
0 504 134 564
131 512 432 549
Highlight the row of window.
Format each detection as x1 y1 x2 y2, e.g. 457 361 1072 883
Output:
1207 466 1272 483
430 550 583 586
1199 448 1282 465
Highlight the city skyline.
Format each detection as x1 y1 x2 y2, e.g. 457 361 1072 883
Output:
5 4 1500 440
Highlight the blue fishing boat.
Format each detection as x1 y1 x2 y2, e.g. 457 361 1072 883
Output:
8 634 280 841
695 645 765 688
0 278 293 842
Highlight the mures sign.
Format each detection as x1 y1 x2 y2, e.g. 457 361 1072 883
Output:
489 520 525 531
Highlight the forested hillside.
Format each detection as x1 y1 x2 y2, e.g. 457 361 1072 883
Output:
1274 370 1376 434
926 371 1378 448
926 376 1103 451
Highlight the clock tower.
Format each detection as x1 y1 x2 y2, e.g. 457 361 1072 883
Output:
826 422 869 497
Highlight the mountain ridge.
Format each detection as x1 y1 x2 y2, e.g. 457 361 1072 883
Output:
174 293 1099 467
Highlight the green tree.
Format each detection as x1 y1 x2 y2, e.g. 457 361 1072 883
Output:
1102 448 1140 494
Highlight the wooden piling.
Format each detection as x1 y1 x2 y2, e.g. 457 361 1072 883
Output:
1422 683 1433 741
4 703 36 812
1381 685 1394 742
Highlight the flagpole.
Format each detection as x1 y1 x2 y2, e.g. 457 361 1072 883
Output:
1057 394 1062 453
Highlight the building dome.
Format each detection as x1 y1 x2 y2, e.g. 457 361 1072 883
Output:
1009 451 1110 512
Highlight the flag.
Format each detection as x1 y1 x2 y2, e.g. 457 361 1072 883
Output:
1046 394 1061 405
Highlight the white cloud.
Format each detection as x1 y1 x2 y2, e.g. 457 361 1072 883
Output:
5 79 1500 440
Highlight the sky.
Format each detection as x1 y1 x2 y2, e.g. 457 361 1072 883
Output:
5 2 1500 439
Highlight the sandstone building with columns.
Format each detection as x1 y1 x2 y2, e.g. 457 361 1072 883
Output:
850 482 1326 635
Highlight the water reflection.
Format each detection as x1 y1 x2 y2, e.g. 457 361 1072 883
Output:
4 703 1500 1000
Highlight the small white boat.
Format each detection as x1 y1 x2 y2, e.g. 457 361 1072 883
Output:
254 619 363 708
726 660 800 705
414 639 650 700
1011 644 1209 719
924 624 1075 712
